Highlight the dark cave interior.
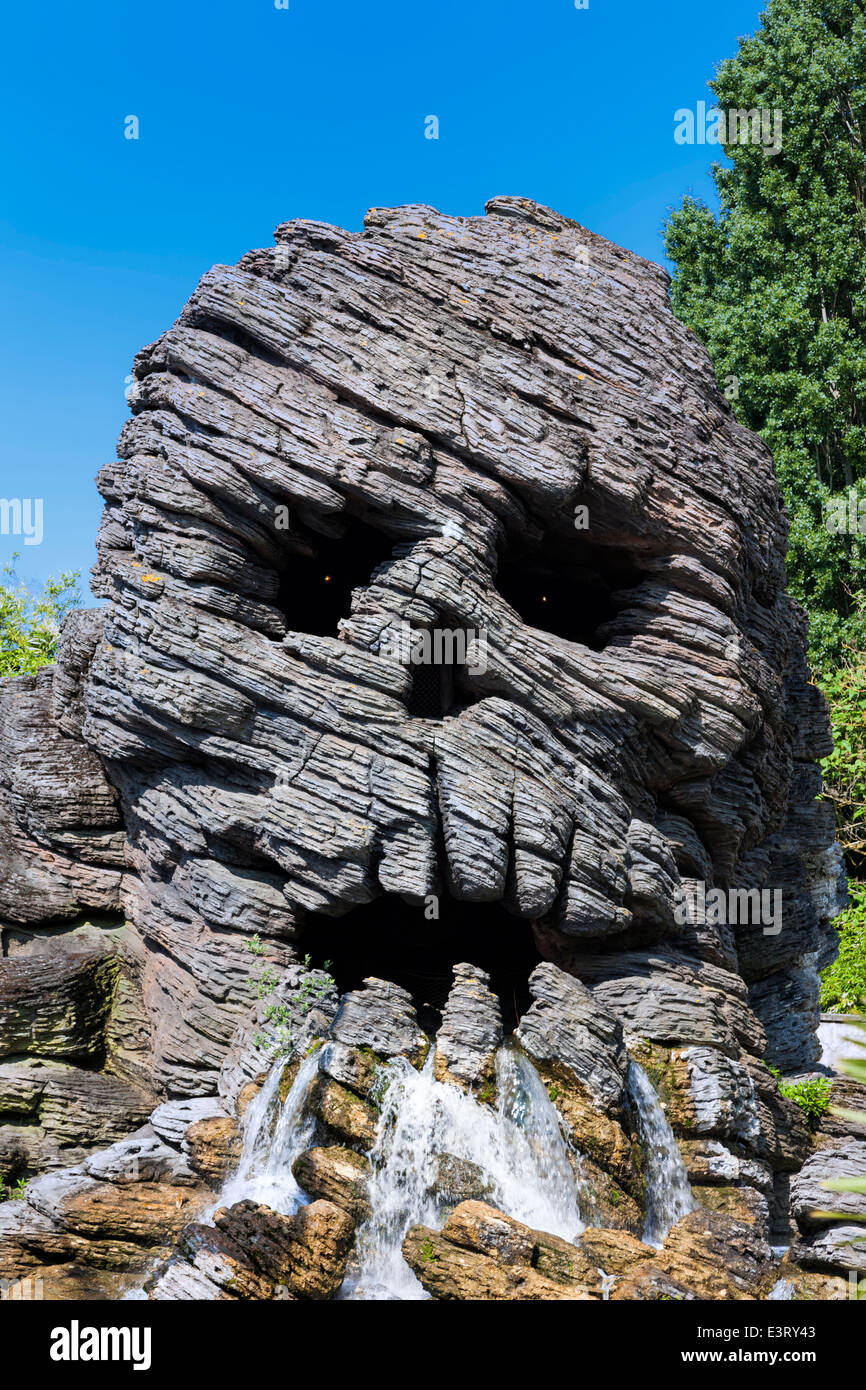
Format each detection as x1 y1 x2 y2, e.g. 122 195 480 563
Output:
296 894 543 1035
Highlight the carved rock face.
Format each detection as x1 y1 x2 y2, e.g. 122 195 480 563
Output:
0 200 843 1123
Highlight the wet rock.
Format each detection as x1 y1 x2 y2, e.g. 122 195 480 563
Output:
441 1199 535 1265
433 964 502 1092
402 1226 593 1301
443 1200 599 1289
632 1043 810 1173
174 1223 274 1299
693 1183 769 1234
292 1146 371 1221
577 1226 657 1279
213 1198 354 1299
657 1208 776 1299
317 1040 380 1099
402 1200 599 1301
576 1156 643 1232
331 978 428 1066
432 1153 491 1205
217 962 339 1117
183 1116 243 1185
310 1076 378 1149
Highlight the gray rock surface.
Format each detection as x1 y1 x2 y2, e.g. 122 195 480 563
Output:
434 963 502 1090
331 978 427 1063
0 199 845 1266
516 962 626 1112
790 1141 866 1232
150 1097 228 1148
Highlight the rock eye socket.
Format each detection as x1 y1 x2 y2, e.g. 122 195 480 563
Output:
275 516 396 636
496 544 643 651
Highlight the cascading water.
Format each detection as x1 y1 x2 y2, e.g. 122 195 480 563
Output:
342 1041 586 1301
218 1049 321 1216
627 1060 696 1247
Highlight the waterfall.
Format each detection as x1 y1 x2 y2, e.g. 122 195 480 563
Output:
627 1060 695 1247
218 1049 321 1216
343 1042 586 1301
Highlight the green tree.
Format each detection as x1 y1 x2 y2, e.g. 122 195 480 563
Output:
0 554 82 678
664 0 866 673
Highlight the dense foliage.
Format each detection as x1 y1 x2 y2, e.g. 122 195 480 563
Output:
663 0 866 1018
820 883 866 1012
664 0 866 673
0 556 81 678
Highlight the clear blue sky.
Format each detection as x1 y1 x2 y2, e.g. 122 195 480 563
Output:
0 0 765 598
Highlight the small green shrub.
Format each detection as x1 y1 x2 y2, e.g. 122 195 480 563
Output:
246 938 335 1055
0 1177 27 1202
779 1075 833 1127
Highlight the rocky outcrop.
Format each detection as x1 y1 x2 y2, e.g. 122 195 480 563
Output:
434 964 502 1091
330 979 428 1066
292 1146 371 1221
402 1198 779 1302
788 1138 866 1273
0 196 848 1299
148 1199 354 1301
402 1200 600 1300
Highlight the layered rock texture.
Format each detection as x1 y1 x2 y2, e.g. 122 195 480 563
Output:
0 197 856 1299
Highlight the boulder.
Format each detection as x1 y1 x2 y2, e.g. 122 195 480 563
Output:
292 1146 371 1221
310 1077 378 1149
516 963 627 1114
183 1116 243 1184
150 1098 228 1148
213 1198 354 1299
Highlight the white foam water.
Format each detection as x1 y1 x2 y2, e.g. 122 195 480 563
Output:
627 1060 696 1247
343 1041 586 1300
218 1048 321 1216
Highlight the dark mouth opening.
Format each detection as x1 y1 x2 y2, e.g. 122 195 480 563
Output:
295 894 542 1035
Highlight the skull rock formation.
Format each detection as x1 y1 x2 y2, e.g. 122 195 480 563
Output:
0 198 845 1213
